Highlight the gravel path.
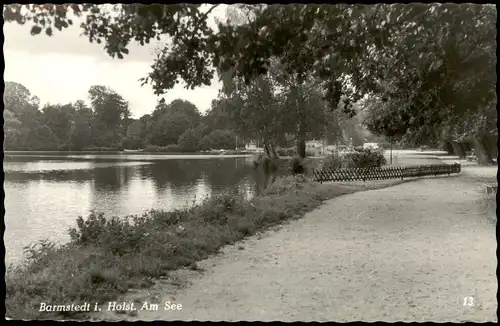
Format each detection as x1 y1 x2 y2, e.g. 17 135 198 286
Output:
93 171 496 322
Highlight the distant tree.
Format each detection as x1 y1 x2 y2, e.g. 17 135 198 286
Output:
126 119 141 138
163 99 202 125
4 81 40 116
223 74 281 156
122 119 143 149
178 128 203 152
219 57 334 157
137 114 153 143
87 85 130 147
88 85 129 130
40 103 75 143
67 101 93 150
200 135 212 151
3 110 22 149
146 99 202 146
121 137 143 150
193 122 211 138
3 81 44 149
204 98 237 132
203 129 237 150
16 124 59 150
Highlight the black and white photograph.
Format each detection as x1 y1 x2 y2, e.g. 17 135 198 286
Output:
3 2 497 322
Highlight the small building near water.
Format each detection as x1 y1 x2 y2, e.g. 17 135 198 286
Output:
306 140 324 148
245 141 257 151
363 142 380 150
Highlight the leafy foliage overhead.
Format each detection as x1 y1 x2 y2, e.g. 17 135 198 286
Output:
4 3 496 156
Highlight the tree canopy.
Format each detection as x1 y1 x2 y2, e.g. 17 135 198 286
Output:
4 3 496 160
3 81 246 152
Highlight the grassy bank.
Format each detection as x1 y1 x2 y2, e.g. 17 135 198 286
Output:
6 175 402 320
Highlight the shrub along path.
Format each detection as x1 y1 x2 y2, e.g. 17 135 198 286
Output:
92 171 496 322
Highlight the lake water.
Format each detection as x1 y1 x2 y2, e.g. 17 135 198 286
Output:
4 153 276 266
3 150 445 266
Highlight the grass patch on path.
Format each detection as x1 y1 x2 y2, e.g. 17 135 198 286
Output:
6 175 404 320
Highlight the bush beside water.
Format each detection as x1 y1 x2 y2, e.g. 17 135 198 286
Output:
6 174 381 320
289 156 306 175
252 154 320 177
322 147 386 170
252 154 281 172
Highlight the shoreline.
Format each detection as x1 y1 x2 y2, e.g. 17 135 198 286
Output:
4 150 254 155
5 174 406 320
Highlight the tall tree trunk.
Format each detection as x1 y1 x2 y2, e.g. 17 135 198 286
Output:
480 134 497 161
270 141 278 158
459 142 468 157
442 139 455 155
472 136 493 165
296 137 306 158
263 171 269 190
263 126 278 158
451 141 466 159
295 83 306 158
335 138 340 159
263 139 271 157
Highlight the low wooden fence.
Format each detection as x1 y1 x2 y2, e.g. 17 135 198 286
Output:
313 163 461 183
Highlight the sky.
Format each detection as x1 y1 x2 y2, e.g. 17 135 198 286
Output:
3 5 228 118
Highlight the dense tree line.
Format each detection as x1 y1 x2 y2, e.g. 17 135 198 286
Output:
5 4 493 162
3 81 242 151
3 80 361 152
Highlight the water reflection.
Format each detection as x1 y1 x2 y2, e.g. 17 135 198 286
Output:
4 152 251 162
4 154 269 265
93 165 132 192
138 160 204 190
5 180 92 264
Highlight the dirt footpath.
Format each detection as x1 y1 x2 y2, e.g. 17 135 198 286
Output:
93 172 497 322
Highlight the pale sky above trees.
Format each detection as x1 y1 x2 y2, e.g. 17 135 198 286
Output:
3 4 228 118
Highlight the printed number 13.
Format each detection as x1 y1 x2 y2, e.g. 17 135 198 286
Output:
463 297 474 306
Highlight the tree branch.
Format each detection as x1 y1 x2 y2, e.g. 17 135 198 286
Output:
194 4 220 31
